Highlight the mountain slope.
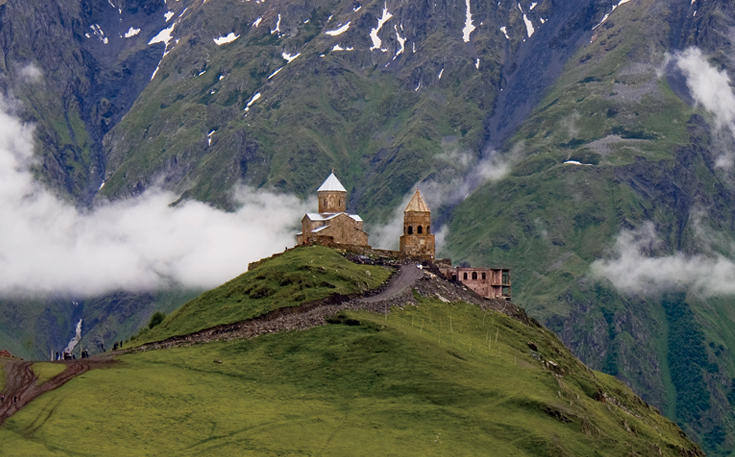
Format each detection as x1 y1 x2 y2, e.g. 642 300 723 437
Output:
0 249 703 456
444 0 735 453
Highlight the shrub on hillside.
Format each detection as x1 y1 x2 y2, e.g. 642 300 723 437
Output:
148 312 166 329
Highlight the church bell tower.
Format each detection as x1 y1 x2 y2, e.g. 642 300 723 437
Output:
399 189 435 258
317 172 347 214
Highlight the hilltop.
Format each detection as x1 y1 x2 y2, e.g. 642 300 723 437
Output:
0 247 703 456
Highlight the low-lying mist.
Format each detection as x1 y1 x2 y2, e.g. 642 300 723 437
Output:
0 99 312 298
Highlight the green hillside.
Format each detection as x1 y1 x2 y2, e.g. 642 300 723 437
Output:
0 297 702 456
135 245 391 344
445 0 735 452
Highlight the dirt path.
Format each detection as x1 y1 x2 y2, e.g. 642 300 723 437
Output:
0 266 422 426
0 356 116 426
0 262 527 426
133 265 426 352
360 264 424 303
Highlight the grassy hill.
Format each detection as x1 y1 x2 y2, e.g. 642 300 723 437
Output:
0 248 702 455
134 245 391 344
1 298 702 456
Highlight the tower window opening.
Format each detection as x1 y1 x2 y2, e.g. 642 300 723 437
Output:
472 272 478 280
408 226 413 235
427 225 430 234
482 272 486 280
417 225 423 234
463 272 468 280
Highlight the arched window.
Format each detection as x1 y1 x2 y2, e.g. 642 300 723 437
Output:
482 272 486 280
463 272 468 280
417 225 423 234
427 225 431 234
472 272 478 280
339 199 342 207
408 226 413 235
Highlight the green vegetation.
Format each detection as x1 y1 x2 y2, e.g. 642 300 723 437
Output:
134 246 391 344
662 294 710 425
148 312 166 329
31 363 66 386
0 298 700 456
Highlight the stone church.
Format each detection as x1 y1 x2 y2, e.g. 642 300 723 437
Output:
295 172 510 298
296 172 369 246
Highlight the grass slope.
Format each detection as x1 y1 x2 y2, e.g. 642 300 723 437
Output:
31 363 66 387
135 246 391 344
0 298 700 456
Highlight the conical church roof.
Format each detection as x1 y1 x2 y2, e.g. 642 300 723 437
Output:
404 189 430 213
317 172 347 192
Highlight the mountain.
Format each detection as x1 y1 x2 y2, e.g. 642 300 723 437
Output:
1 0 735 453
0 247 705 456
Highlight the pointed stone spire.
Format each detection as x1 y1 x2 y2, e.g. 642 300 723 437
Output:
404 189 430 213
317 172 347 192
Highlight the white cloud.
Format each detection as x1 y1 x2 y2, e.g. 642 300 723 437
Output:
591 222 735 297
0 98 312 298
19 64 42 84
369 146 515 251
673 47 735 168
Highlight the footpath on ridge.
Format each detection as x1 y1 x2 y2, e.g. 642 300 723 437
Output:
0 262 530 425
131 263 533 352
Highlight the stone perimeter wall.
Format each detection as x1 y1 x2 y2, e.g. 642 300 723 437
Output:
248 239 452 271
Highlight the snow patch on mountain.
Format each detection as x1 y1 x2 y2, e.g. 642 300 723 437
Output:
124 27 140 38
268 67 283 79
245 92 261 111
394 25 406 58
463 0 476 42
282 52 301 62
326 22 350 36
522 14 535 37
369 3 393 51
593 0 632 30
214 33 240 45
271 14 282 35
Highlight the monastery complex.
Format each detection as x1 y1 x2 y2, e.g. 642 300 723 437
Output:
296 173 511 300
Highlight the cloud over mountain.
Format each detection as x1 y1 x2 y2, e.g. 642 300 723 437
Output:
0 99 310 298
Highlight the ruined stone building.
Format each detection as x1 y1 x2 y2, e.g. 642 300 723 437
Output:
400 189 436 259
296 172 369 246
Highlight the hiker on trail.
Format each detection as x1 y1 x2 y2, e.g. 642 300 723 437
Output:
100 343 105 352
119 341 123 349
1 395 4 403
113 342 118 351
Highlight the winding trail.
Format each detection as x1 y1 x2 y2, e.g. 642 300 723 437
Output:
0 356 116 426
0 263 526 426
